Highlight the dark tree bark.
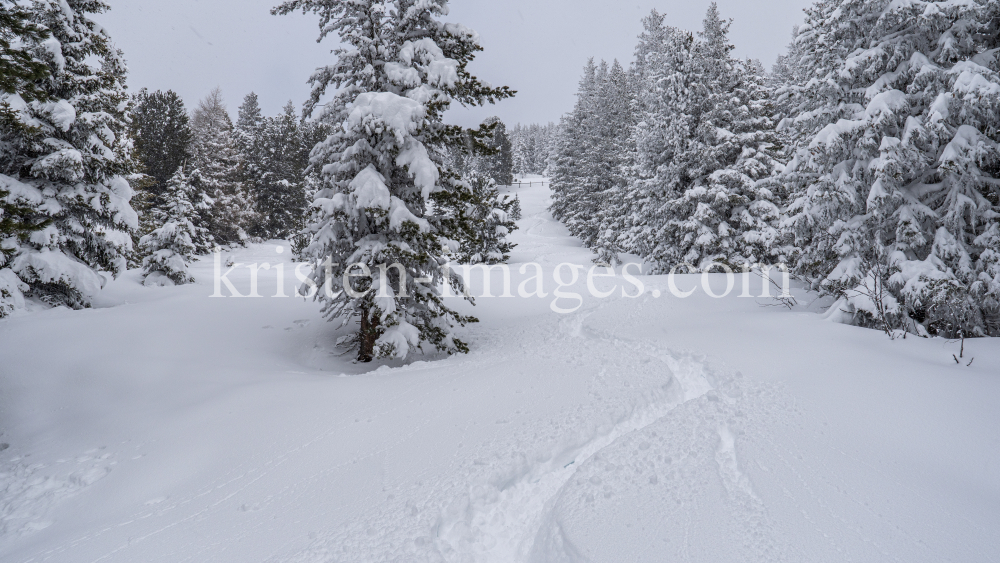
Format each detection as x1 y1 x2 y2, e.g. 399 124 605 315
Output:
358 306 379 363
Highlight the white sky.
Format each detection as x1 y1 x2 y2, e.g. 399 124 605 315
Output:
97 0 812 127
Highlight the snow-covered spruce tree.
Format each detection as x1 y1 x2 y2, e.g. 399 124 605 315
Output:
290 116 331 256
477 116 513 187
550 59 602 238
255 101 309 239
274 0 514 362
616 16 697 264
0 175 41 316
443 118 513 190
0 1 49 104
0 0 136 312
538 124 556 174
128 89 193 265
509 191 521 221
510 123 531 176
139 167 210 285
444 132 472 178
599 10 671 264
781 0 1000 336
1 1 52 316
770 26 807 97
190 88 255 246
652 5 787 271
234 92 265 173
457 173 518 264
548 79 582 221
234 91 268 236
130 89 192 195
588 59 635 265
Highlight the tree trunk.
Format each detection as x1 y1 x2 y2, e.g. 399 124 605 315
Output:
357 306 379 363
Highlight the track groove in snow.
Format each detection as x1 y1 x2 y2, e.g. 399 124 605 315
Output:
433 338 715 562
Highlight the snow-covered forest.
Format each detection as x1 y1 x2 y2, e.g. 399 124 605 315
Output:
546 3 1000 339
1 0 999 561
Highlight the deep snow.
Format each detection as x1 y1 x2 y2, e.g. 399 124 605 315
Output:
1 178 999 562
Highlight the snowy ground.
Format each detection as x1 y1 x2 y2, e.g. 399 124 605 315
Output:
2 177 999 563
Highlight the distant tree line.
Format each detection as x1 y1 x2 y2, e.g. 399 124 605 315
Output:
509 123 556 177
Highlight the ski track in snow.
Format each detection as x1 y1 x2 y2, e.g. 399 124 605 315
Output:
270 182 797 563
273 306 798 563
432 321 714 562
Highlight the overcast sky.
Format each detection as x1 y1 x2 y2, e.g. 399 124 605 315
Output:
97 0 812 127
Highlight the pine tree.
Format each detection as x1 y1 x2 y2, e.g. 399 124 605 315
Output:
0 176 42 316
589 59 633 264
444 117 513 188
770 26 805 96
476 116 513 187
234 92 264 167
609 9 676 263
512 123 534 176
781 0 1000 336
622 20 698 265
0 1 49 103
550 58 600 231
526 126 538 175
653 5 787 270
2 0 52 316
130 89 192 194
255 101 308 239
139 167 210 285
0 0 137 312
274 0 514 362
550 59 633 260
291 116 332 255
190 88 255 246
234 91 267 232
128 89 193 266
442 133 470 179
457 173 518 264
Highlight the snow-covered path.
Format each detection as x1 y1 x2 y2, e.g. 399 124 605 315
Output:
2 179 999 562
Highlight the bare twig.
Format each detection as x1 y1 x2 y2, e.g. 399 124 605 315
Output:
843 249 899 339
951 335 975 366
751 265 798 310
